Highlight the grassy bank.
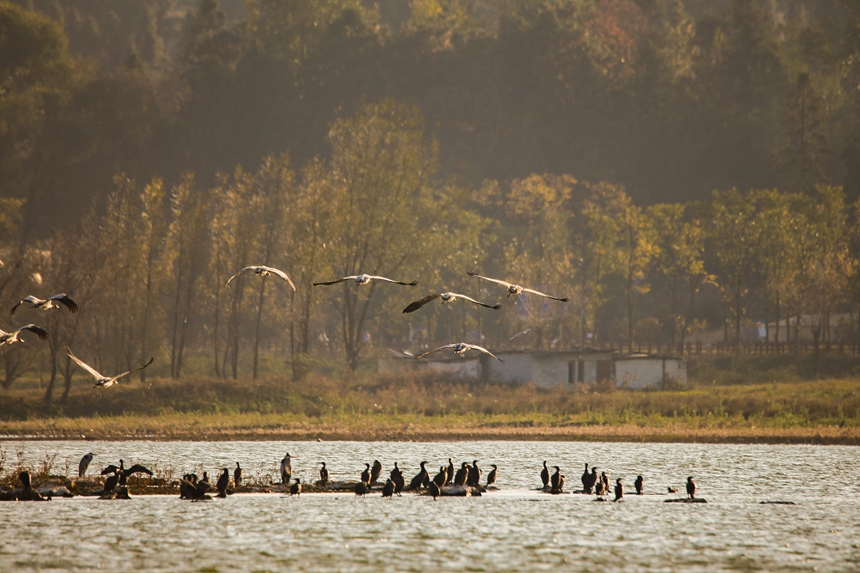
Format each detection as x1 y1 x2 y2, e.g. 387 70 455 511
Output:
1 355 859 443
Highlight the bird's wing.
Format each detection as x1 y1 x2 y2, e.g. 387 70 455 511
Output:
466 272 511 288
453 293 502 310
415 344 456 360
368 275 418 286
521 287 568 302
402 294 441 313
101 464 119 475
67 348 105 380
48 294 79 313
225 268 255 286
16 324 49 340
264 267 297 291
313 277 352 286
124 464 153 476
111 357 154 382
466 344 504 362
10 296 40 315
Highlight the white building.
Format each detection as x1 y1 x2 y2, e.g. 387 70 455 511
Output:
379 349 686 389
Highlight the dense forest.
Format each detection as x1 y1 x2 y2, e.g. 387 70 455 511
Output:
1 0 860 403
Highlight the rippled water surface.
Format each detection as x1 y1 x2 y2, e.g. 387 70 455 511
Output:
1 440 859 572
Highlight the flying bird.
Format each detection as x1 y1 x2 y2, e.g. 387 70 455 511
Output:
67 347 154 388
509 329 531 341
313 274 417 287
415 342 503 362
402 292 501 314
467 271 568 302
0 324 49 346
225 266 296 291
11 294 79 315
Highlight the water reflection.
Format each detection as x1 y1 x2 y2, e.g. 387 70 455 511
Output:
1 440 858 572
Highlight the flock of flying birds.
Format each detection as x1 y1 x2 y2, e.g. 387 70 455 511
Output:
2 265 567 383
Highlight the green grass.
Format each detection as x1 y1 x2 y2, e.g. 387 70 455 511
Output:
1 355 859 443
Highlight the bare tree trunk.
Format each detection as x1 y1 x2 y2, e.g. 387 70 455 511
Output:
252 279 267 379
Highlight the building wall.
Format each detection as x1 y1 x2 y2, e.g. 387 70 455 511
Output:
614 358 686 389
664 359 687 385
378 357 479 378
487 353 532 384
531 356 571 388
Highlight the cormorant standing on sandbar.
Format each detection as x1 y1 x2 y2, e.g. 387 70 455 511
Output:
390 462 402 482
433 466 447 487
20 469 32 491
486 464 498 488
408 461 429 491
601 471 609 494
290 478 302 496
447 458 455 485
393 474 405 496
319 462 329 485
634 475 643 495
355 481 368 496
595 474 606 496
468 460 481 487
550 466 563 493
370 460 382 485
541 461 550 489
588 467 599 493
234 462 243 487
428 481 441 500
361 463 371 486
216 468 229 498
686 476 696 499
454 462 469 486
614 478 623 502
581 463 590 493
382 479 394 498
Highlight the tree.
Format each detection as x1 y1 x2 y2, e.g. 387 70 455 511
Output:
705 189 760 351
319 99 452 371
617 192 658 352
774 73 831 193
646 202 707 348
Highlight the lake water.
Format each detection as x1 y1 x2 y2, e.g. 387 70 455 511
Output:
1 440 858 572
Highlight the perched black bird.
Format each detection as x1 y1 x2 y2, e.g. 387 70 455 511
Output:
581 463 591 493
319 462 329 485
101 459 153 486
446 458 455 485
454 462 469 486
216 468 229 498
20 469 32 491
428 481 441 500
588 467 599 493
634 475 643 495
180 476 212 500
370 460 382 485
595 475 606 496
486 464 498 488
541 461 550 489
550 466 563 493
393 474 405 496
390 462 402 482
467 460 482 487
433 466 448 487
103 473 119 494
382 479 394 498
290 478 302 496
686 476 696 499
614 478 623 502
234 462 243 488
408 461 429 491
600 472 609 495
360 463 371 486
355 481 368 496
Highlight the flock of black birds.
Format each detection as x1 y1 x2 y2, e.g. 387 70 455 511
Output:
3 449 700 504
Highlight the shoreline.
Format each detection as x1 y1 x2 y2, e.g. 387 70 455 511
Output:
2 422 858 445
